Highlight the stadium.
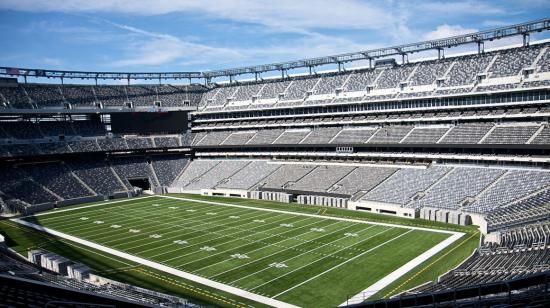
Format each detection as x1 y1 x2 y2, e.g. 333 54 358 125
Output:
0 5 549 308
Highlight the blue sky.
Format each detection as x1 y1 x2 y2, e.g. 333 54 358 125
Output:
0 0 549 80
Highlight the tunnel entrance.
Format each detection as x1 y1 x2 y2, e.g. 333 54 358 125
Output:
128 178 150 190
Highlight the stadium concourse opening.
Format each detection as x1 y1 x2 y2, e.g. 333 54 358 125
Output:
128 178 151 191
0 17 549 308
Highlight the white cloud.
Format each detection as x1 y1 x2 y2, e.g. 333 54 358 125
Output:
481 19 514 27
413 1 506 16
106 20 379 69
423 24 478 41
0 0 394 32
42 57 63 66
2 0 534 71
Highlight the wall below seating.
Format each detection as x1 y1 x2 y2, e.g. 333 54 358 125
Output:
297 195 348 209
419 206 487 232
201 189 248 198
56 196 105 208
249 191 292 203
348 200 416 218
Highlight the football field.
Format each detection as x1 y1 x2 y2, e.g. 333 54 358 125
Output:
16 195 462 307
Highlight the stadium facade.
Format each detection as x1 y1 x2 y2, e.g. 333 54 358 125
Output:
0 18 549 307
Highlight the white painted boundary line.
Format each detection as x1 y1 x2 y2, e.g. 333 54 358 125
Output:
157 195 465 301
12 218 299 308
28 196 156 218
16 194 464 306
274 229 413 298
157 195 460 235
338 232 464 306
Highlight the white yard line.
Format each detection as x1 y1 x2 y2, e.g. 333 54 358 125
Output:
136 211 290 255
135 211 289 256
28 196 155 218
339 232 464 306
193 220 342 273
43 199 189 234
273 229 414 298
99 206 263 246
16 194 465 307
176 217 331 268
158 213 301 263
209 222 364 280
157 195 459 235
12 218 299 308
236 225 381 286
49 199 252 243
155 196 465 302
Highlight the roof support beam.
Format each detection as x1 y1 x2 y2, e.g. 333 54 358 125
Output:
0 18 549 83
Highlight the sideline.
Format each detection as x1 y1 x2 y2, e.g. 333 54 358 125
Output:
13 194 465 307
27 196 155 218
157 195 462 235
339 232 464 306
157 195 465 304
11 218 299 308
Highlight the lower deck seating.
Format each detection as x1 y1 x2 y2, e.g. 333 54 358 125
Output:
418 220 549 293
0 155 190 212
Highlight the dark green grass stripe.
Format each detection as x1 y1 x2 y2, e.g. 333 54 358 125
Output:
236 227 406 291
183 219 344 273
276 230 449 307
33 199 224 232
99 206 275 248
194 220 352 278
28 196 165 221
26 198 184 230
209 224 384 282
50 202 269 245
157 215 318 265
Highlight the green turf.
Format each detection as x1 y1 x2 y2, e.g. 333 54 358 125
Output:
0 218 262 308
14 195 457 307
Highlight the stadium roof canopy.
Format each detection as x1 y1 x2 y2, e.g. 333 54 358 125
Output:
1 18 549 84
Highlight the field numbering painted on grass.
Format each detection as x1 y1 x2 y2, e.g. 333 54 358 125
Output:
269 262 288 268
14 195 465 308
